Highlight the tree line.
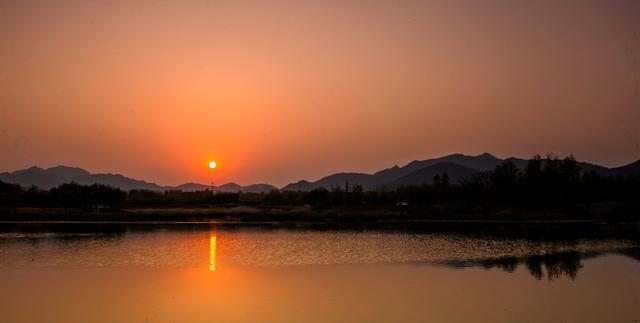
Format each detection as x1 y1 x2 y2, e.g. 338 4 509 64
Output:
264 154 640 208
1 154 639 211
0 182 126 210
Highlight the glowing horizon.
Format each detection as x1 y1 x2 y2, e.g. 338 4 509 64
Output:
1 0 639 187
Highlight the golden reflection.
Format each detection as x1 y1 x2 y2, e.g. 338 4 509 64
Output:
209 232 217 271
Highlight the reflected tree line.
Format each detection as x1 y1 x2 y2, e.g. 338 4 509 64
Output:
1 154 639 212
498 251 583 281
445 251 585 281
446 247 640 280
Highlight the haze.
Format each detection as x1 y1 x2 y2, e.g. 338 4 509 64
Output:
1 0 639 187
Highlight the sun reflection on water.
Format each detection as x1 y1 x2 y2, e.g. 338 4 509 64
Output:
209 232 216 271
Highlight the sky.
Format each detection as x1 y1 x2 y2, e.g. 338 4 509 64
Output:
1 0 639 187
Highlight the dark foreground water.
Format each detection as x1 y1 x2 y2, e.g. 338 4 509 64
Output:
0 223 639 322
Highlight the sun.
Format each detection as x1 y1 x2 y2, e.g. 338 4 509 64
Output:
208 161 217 169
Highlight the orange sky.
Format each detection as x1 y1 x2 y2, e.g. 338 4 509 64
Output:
1 0 639 187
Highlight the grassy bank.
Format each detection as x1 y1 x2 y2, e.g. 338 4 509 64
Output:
2 201 639 224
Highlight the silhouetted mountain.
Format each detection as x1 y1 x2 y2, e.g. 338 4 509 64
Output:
72 173 163 191
174 182 276 193
373 153 503 185
0 167 64 189
243 184 278 193
386 162 479 189
218 182 243 192
282 173 374 192
3 154 638 193
611 160 640 176
579 162 612 175
173 183 211 191
282 153 507 191
282 180 314 192
281 153 640 191
45 166 90 179
282 153 505 191
0 166 276 193
0 166 166 191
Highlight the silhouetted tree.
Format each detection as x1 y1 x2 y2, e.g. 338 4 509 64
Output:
491 161 521 197
441 172 450 188
0 180 21 209
433 174 441 187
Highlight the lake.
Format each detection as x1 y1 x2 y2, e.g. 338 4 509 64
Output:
1 223 639 322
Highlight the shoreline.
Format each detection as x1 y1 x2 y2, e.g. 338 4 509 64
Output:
1 217 638 239
2 203 640 223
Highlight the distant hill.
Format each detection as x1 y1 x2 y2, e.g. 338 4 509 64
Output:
0 166 164 191
45 166 90 178
281 153 640 191
173 182 210 191
73 173 163 191
611 160 640 176
171 182 277 193
2 154 638 193
0 166 276 193
281 173 375 192
281 153 505 191
1 166 68 190
242 184 279 193
282 153 507 191
386 162 479 189
372 153 503 186
215 182 277 193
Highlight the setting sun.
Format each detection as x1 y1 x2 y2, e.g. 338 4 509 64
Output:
2 1 640 322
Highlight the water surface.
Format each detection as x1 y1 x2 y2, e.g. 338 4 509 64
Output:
1 224 639 322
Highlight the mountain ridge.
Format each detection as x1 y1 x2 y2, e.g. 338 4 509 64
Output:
2 153 639 192
0 166 277 193
281 153 640 191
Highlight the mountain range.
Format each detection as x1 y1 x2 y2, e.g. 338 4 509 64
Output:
0 166 276 193
281 153 639 191
1 153 639 192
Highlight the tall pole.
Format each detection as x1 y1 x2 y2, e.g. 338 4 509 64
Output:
209 161 216 200
211 177 215 204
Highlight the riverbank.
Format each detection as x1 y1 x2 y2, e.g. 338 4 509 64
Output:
1 201 639 224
